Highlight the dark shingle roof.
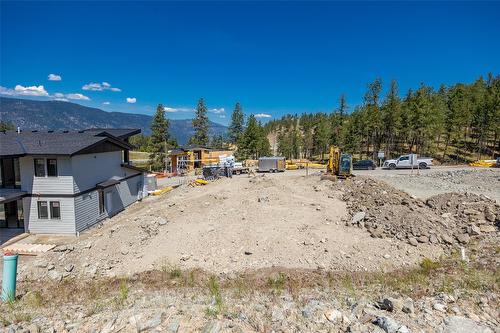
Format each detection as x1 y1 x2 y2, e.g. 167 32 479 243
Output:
82 128 141 140
0 129 138 157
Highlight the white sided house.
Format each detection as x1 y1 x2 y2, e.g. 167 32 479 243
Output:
0 129 145 242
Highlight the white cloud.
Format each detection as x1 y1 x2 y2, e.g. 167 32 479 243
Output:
102 101 111 105
209 108 225 114
126 97 137 103
0 84 91 102
254 113 272 118
0 85 49 97
66 93 90 100
54 92 90 101
82 82 121 92
53 93 68 101
219 115 226 118
163 106 226 114
163 106 193 113
48 74 62 81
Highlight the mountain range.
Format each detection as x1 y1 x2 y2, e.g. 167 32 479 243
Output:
0 97 227 144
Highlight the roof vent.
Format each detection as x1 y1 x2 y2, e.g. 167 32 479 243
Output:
48 130 54 133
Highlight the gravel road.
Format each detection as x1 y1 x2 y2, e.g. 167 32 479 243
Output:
353 166 500 202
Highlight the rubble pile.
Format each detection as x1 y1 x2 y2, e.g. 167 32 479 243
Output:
335 177 499 247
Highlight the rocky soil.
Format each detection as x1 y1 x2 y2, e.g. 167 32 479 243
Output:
17 174 446 282
337 177 499 248
364 168 500 203
2 264 498 333
1 170 499 332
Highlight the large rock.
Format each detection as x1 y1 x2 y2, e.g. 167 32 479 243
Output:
437 316 493 333
324 309 342 323
456 234 470 244
351 212 366 225
374 316 409 333
47 270 63 282
201 321 221 333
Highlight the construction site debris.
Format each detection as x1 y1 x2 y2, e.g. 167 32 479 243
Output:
334 177 499 248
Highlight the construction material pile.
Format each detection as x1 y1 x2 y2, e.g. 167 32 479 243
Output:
335 177 499 247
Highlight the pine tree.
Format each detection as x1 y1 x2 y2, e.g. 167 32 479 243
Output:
331 94 348 146
314 115 330 160
149 104 170 171
237 115 270 159
0 121 15 131
189 98 209 145
228 102 245 144
380 80 401 157
210 135 226 149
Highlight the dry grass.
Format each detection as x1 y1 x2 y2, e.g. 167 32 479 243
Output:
1 252 497 323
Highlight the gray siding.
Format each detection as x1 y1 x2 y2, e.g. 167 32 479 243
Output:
17 151 144 235
74 173 143 233
74 190 106 233
24 197 76 234
71 151 136 193
20 156 74 194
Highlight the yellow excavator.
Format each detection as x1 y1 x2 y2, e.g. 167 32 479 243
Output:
326 145 353 178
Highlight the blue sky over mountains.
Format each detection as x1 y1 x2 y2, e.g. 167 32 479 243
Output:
1 1 499 125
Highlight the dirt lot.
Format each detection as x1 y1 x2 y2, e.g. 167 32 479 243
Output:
16 172 445 281
2 168 499 332
354 166 500 202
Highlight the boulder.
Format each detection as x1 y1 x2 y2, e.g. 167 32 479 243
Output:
324 309 342 323
441 234 453 245
374 316 406 333
468 225 481 236
417 235 429 243
437 316 492 333
375 298 394 312
47 270 62 282
456 234 470 244
351 212 366 225
483 207 495 222
479 225 496 233
201 321 221 333
408 237 419 247
402 298 414 314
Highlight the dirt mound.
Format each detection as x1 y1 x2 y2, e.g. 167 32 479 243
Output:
426 192 499 223
332 177 499 247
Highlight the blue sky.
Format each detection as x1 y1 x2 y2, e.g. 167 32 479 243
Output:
1 1 499 125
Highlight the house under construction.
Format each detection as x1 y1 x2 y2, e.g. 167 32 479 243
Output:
166 145 233 173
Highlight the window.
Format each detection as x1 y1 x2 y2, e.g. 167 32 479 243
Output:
50 201 61 219
47 159 58 177
14 158 21 188
98 190 105 214
0 204 5 228
34 159 45 177
37 201 48 219
399 156 409 161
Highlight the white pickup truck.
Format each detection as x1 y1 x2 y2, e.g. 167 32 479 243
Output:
383 155 434 170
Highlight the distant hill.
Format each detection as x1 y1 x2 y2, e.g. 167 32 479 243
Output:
0 97 227 144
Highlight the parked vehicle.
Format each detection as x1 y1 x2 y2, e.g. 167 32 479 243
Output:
258 157 286 172
232 162 249 175
383 155 433 170
352 159 377 170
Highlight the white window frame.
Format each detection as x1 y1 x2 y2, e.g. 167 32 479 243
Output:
34 158 59 178
37 200 62 220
